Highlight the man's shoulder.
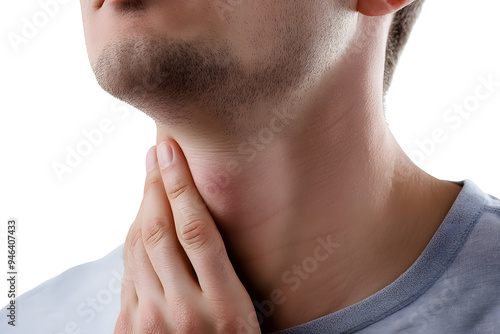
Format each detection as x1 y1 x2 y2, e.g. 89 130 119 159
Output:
458 184 500 283
443 179 500 256
462 180 500 264
355 180 500 334
0 244 124 333
440 180 500 284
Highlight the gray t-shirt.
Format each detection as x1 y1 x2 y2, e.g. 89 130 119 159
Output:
2 179 499 333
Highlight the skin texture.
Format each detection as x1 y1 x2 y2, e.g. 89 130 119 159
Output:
80 0 462 332
84 0 353 137
115 142 260 333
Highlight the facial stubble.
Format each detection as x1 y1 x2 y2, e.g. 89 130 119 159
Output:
90 12 318 135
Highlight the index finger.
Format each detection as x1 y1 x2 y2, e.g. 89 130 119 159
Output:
156 139 243 298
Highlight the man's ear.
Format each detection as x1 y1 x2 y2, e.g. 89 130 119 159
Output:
354 0 416 16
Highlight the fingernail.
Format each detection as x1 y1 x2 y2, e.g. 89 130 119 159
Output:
145 146 157 173
158 142 173 169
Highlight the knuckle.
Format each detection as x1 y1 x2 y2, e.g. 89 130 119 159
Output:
216 319 241 334
142 217 169 248
119 276 136 298
114 312 133 334
215 310 259 334
166 176 189 200
139 305 166 334
178 218 211 250
171 306 202 333
125 225 142 251
143 176 163 196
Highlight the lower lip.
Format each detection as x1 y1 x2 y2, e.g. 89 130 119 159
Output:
106 0 131 3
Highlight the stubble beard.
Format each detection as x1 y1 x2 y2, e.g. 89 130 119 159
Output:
90 26 313 136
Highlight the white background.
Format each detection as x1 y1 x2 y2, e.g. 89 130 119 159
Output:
1 0 499 309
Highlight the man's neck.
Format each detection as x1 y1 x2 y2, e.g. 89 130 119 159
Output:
153 79 462 330
146 26 464 327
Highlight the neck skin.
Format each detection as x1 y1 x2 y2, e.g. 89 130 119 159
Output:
153 15 462 332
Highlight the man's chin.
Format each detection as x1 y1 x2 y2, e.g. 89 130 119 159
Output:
90 31 306 134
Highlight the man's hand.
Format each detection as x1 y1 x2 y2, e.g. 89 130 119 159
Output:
114 140 260 334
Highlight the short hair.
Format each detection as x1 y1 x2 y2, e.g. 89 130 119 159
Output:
383 0 425 95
